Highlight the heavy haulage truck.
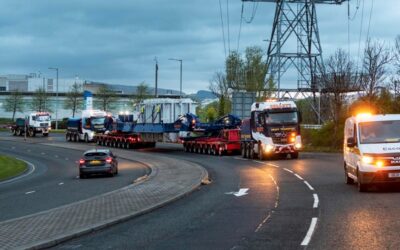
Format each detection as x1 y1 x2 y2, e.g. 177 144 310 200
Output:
66 110 108 142
11 112 51 137
241 100 302 160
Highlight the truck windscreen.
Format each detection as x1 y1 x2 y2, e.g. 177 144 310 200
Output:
91 117 105 125
37 116 50 121
265 112 298 124
359 120 400 144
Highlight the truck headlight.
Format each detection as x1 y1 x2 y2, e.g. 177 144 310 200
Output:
265 145 274 153
295 143 302 149
361 156 374 164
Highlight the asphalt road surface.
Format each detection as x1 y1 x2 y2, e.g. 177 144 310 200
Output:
0 135 149 221
3 133 400 249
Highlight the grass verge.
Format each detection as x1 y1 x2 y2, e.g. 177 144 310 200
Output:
0 155 28 181
51 129 66 134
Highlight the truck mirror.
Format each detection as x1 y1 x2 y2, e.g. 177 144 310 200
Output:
347 137 356 148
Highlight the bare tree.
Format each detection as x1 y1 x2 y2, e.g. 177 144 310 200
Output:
360 39 392 103
95 85 117 112
209 72 230 116
132 82 150 106
4 90 24 121
31 87 51 112
323 49 358 128
64 82 82 117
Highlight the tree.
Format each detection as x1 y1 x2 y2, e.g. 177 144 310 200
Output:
95 85 117 112
322 49 358 136
4 90 24 121
31 87 51 112
209 72 230 117
64 82 82 117
132 82 150 106
360 39 392 103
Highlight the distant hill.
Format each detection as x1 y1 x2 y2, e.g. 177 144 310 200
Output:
189 90 217 102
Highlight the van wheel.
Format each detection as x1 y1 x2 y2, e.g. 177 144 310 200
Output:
357 169 368 192
344 163 354 185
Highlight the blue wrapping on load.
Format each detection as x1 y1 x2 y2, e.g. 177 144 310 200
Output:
67 118 81 131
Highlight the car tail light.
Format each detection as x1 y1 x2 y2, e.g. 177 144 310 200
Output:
106 157 112 163
79 159 85 164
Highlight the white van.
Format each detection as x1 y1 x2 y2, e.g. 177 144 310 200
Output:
344 114 400 192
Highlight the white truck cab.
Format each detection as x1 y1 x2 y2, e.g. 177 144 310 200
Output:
81 110 107 142
26 112 51 136
344 113 400 192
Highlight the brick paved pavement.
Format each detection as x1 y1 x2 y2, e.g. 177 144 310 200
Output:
0 142 207 249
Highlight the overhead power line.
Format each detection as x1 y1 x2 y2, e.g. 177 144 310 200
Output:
226 0 231 53
218 0 227 58
366 0 374 41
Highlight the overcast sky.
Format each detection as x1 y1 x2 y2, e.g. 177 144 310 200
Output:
0 0 398 93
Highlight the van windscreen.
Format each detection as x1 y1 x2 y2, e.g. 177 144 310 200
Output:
359 120 400 144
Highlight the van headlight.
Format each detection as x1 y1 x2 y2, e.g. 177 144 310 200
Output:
361 156 374 164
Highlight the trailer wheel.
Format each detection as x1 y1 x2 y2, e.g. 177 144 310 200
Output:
249 144 255 159
218 147 223 156
241 143 247 158
73 134 78 142
290 152 299 159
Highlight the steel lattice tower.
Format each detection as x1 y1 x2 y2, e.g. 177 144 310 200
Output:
243 0 346 98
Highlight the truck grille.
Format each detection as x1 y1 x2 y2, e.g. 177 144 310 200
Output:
40 123 48 127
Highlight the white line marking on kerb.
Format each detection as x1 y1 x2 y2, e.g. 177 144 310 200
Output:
0 158 36 185
301 217 318 246
283 168 293 173
313 194 319 208
304 181 314 191
234 157 248 161
294 173 304 180
25 191 35 195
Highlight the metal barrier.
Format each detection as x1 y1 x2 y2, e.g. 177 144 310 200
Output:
301 124 323 130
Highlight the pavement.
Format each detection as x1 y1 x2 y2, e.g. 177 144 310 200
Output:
0 141 208 250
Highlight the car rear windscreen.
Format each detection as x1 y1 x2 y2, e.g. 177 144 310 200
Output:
84 152 108 157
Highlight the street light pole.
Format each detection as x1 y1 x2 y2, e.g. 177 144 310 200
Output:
169 58 183 98
48 67 59 130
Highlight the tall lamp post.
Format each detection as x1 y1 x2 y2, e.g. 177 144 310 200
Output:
168 58 183 98
48 67 59 130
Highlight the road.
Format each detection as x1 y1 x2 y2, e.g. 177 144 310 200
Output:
2 133 400 249
0 135 150 221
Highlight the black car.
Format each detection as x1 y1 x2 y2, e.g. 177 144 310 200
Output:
79 149 118 178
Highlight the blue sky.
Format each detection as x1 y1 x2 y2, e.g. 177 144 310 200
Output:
0 0 398 93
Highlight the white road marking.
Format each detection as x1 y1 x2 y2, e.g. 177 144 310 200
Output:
65 158 69 161
294 173 304 180
59 182 64 186
301 217 318 246
313 194 319 208
304 181 315 191
225 188 249 197
41 152 45 155
253 160 264 164
11 147 15 150
283 168 293 173
54 155 59 158
268 163 280 168
25 191 35 195
27 149 31 152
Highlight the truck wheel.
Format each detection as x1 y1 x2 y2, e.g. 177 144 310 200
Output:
218 147 223 156
258 143 265 161
241 143 247 158
249 144 255 159
11 128 16 136
84 134 89 143
73 134 78 142
290 152 299 159
43 133 49 137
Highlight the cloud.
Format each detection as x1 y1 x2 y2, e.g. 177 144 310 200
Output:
0 0 398 93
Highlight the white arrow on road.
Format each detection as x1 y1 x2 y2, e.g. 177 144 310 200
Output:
225 188 249 197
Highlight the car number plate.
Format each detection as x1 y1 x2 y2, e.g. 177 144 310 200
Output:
90 160 102 165
388 173 400 178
